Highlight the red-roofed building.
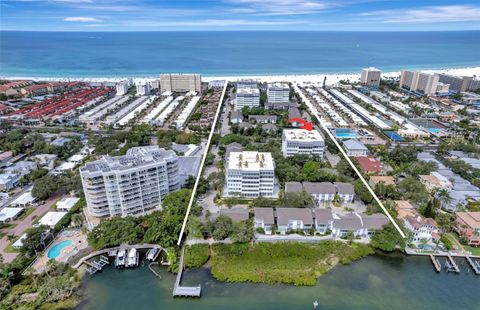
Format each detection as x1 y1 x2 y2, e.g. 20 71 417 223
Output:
21 84 50 96
355 156 384 174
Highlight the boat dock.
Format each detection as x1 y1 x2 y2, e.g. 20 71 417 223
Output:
86 255 110 275
429 254 441 272
445 254 460 273
465 256 480 275
173 246 201 298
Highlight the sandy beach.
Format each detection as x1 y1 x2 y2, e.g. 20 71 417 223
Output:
2 66 480 87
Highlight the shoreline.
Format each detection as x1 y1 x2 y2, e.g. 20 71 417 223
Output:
2 66 479 86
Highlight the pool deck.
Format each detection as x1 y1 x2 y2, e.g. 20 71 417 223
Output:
32 229 88 273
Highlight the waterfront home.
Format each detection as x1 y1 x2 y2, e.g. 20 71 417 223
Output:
360 214 389 237
331 213 363 237
334 182 355 203
254 207 275 234
419 172 453 192
314 208 333 234
355 156 384 174
403 214 439 244
303 182 336 206
454 212 480 246
395 200 417 219
369 176 395 187
343 139 368 157
275 207 314 235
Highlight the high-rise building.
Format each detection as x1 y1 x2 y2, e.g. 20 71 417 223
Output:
80 146 180 218
237 79 258 89
400 71 447 95
225 151 276 198
159 73 201 93
282 129 325 158
235 87 260 111
116 81 129 96
438 74 480 92
136 83 151 96
360 67 381 87
267 83 290 103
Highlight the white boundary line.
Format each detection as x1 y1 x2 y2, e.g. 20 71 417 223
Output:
293 84 406 239
177 80 229 245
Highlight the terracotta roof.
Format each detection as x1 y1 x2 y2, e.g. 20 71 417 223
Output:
456 212 480 229
370 176 395 186
355 156 383 173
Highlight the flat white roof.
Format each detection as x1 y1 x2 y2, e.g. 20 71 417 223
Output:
56 162 77 171
57 197 80 211
11 192 35 206
228 151 274 171
0 207 24 221
237 88 259 95
283 128 324 142
13 232 28 249
39 211 67 227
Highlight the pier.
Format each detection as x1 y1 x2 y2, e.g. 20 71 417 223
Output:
429 254 441 272
445 254 460 273
465 256 480 275
85 255 110 275
172 246 201 298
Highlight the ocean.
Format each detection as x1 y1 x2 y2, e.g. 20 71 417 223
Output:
1 31 479 78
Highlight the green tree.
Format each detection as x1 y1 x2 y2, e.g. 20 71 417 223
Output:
371 223 406 252
231 220 254 242
282 192 314 208
212 215 233 240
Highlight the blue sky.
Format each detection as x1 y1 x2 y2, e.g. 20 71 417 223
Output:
1 0 480 31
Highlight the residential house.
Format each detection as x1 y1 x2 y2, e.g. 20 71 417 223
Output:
395 200 417 219
403 214 439 244
343 139 368 157
230 111 243 124
360 214 389 237
288 107 302 127
264 102 297 111
355 156 384 174
56 197 80 212
454 212 480 246
275 207 314 234
285 181 303 194
0 151 13 168
254 207 275 234
334 182 355 203
219 207 249 223
303 182 336 206
262 123 278 134
0 207 24 223
419 172 453 192
331 214 363 237
314 208 333 234
369 176 395 188
248 115 277 124
4 161 37 177
0 174 20 191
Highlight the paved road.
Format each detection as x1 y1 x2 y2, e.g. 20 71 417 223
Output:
0 192 62 263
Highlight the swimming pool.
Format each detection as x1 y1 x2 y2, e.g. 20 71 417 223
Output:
335 129 357 139
47 240 73 259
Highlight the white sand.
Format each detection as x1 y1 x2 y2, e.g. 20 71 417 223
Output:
2 66 480 86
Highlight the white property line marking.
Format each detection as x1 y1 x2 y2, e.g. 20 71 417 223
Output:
293 84 406 239
177 80 229 246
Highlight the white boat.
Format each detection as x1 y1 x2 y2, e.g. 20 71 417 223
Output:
127 248 139 268
146 248 158 261
115 249 127 268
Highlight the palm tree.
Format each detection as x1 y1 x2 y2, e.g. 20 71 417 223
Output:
435 188 452 208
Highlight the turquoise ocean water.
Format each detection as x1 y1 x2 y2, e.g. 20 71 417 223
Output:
1 31 479 77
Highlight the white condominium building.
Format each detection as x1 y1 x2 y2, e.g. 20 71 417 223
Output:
282 129 325 158
160 73 202 93
267 83 290 103
226 151 276 198
235 87 260 111
400 70 449 95
80 146 180 218
360 67 381 87
136 83 151 96
116 81 129 96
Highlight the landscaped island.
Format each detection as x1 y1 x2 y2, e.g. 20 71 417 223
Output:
185 241 374 286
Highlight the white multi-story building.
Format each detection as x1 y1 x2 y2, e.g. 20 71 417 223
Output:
400 70 448 95
282 129 325 158
116 81 129 96
225 151 276 198
136 83 151 96
360 67 381 87
267 83 290 103
235 87 260 111
80 146 180 218
160 73 201 93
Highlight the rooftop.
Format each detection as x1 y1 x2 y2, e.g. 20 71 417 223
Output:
370 176 395 186
303 182 336 194
314 208 333 223
283 129 324 142
285 182 303 193
343 139 368 151
456 212 480 229
275 207 314 225
228 151 274 171
254 207 275 225
356 156 383 173
219 208 249 222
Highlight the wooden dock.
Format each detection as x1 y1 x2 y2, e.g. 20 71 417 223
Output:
85 255 110 275
430 254 441 272
465 256 480 275
445 254 460 273
172 246 201 298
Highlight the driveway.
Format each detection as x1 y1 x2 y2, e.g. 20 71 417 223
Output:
0 192 63 263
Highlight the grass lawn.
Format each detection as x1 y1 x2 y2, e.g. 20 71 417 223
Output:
210 241 374 286
18 207 35 221
4 242 19 253
444 233 463 250
184 244 210 268
463 245 480 256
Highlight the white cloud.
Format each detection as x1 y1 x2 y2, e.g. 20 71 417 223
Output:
359 5 480 23
123 19 305 28
64 16 104 22
225 0 329 15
